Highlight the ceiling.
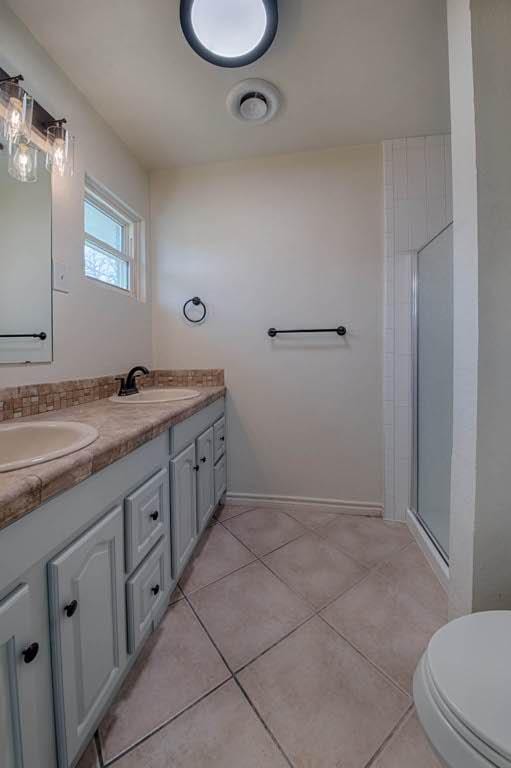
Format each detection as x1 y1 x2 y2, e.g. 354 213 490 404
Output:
8 0 451 169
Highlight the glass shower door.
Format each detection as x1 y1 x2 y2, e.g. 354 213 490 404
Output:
414 224 453 560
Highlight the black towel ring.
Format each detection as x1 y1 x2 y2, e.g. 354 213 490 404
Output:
183 296 206 324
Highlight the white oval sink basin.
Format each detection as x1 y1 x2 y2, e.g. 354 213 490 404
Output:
109 388 201 404
0 421 99 473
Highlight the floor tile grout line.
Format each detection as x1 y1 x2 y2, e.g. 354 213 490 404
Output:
233 614 317 676
184 591 238 673
94 729 105 767
214 503 259 523
314 522 414 571
220 517 308 559
180 556 257 599
316 566 379 614
316 612 412 699
186 587 301 766
363 704 415 768
101 677 233 767
232 676 296 768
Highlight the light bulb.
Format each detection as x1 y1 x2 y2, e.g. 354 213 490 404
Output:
6 97 22 144
53 137 66 176
0 81 33 147
45 123 74 177
8 142 38 182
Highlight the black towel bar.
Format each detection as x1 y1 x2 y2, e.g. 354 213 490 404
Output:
0 332 47 340
267 326 346 338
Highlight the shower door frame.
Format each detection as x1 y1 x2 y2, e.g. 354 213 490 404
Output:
410 222 453 567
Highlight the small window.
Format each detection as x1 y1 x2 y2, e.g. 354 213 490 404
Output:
83 177 144 297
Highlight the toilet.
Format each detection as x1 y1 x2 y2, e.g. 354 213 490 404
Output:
414 611 511 767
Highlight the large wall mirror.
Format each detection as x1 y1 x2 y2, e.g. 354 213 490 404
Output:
0 141 53 363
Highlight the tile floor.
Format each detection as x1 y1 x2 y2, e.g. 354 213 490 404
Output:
80 503 446 768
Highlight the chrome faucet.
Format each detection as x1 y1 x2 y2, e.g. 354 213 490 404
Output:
116 366 150 396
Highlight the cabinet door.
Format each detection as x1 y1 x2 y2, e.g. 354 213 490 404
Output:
197 427 215 532
48 505 127 767
214 453 227 506
0 584 40 768
213 416 226 463
171 442 197 577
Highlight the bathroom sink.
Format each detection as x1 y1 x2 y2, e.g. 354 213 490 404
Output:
109 388 201 404
0 421 99 473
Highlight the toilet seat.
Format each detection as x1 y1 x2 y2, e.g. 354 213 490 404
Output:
414 611 511 768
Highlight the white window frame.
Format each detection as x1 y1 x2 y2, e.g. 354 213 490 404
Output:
83 175 146 300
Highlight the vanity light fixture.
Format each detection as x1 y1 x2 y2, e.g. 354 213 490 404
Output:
46 119 74 177
180 0 278 68
0 67 75 183
0 76 33 150
8 140 38 183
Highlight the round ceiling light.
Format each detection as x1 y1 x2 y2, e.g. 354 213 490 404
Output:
180 0 278 68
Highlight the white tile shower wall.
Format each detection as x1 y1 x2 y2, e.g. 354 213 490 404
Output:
383 136 452 521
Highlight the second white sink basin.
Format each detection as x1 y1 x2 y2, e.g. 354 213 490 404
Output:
0 421 99 473
109 388 201 404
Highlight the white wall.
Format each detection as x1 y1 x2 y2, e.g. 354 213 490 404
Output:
446 0 479 617
0 1 151 386
382 136 452 522
447 0 511 615
151 145 383 508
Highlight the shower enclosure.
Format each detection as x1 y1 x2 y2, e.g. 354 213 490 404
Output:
411 223 453 562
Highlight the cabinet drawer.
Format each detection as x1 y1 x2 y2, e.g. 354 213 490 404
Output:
125 467 169 573
213 416 225 463
214 454 227 505
126 538 167 654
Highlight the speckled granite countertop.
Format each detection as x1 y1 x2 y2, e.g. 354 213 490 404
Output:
0 386 225 531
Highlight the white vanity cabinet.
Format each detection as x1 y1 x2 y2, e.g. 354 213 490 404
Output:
0 395 226 768
170 398 226 579
0 583 41 768
48 505 127 767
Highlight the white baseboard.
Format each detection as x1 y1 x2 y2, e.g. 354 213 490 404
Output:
406 508 449 592
226 492 383 518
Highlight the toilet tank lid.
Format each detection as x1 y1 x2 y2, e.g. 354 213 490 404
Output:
426 610 511 762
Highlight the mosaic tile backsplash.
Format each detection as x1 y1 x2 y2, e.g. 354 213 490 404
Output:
0 369 224 422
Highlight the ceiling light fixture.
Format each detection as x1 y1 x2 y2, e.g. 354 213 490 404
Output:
180 0 278 68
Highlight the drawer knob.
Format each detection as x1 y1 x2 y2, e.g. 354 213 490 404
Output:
64 599 78 618
151 584 160 596
149 510 159 521
200 456 207 463
220 436 225 442
193 465 200 472
22 642 39 664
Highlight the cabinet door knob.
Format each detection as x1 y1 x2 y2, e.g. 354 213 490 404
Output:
220 436 225 442
151 584 160 596
22 642 39 664
64 599 78 618
200 456 207 463
149 510 159 521
193 465 200 472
